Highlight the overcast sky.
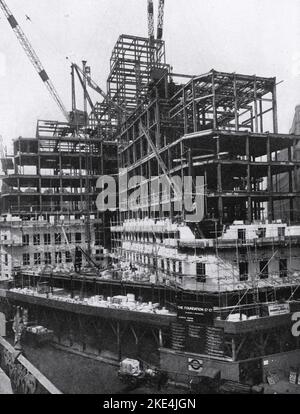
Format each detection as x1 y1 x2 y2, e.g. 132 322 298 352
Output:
0 0 300 151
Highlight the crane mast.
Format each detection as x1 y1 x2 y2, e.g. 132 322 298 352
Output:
147 0 155 42
157 0 165 40
0 0 69 121
148 0 165 41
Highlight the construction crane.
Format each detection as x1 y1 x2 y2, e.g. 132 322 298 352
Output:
148 0 165 41
72 62 126 116
147 0 155 42
157 0 165 40
0 0 69 122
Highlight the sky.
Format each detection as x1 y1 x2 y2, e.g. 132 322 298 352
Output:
0 0 300 152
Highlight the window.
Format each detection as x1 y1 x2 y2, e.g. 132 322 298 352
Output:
257 228 266 239
23 253 30 266
65 251 72 263
55 233 61 245
173 261 177 273
239 262 249 281
75 233 82 244
161 259 165 272
238 229 246 244
34 253 41 265
33 234 40 246
196 263 206 283
44 252 51 265
4 254 8 266
178 262 183 275
55 251 62 264
44 234 51 245
260 260 269 279
66 233 72 244
279 259 288 278
22 234 29 246
278 227 286 238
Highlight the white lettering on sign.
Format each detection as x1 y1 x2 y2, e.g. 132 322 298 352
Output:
291 312 300 337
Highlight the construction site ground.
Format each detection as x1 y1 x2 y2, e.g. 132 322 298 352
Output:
263 380 300 394
17 342 300 395
19 342 185 395
3 340 300 394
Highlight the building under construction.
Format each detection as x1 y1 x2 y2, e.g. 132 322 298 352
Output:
0 119 117 279
0 0 300 391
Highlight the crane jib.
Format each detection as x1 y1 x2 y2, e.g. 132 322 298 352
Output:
39 70 50 83
8 14 17 29
0 0 69 121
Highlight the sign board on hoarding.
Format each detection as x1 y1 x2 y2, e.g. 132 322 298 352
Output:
188 358 203 372
177 302 214 324
268 303 290 317
289 369 298 385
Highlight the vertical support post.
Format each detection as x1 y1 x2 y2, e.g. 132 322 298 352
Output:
267 135 271 163
183 89 188 135
212 71 218 130
254 77 259 133
192 80 198 132
233 75 239 131
272 80 279 134
292 138 298 221
167 147 173 221
117 321 121 362
232 337 237 362
180 141 185 221
246 135 252 222
50 272 53 294
70 273 74 299
204 169 208 217
267 136 274 221
216 136 223 222
159 328 163 348
187 146 194 202
259 98 264 133
82 60 91 257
